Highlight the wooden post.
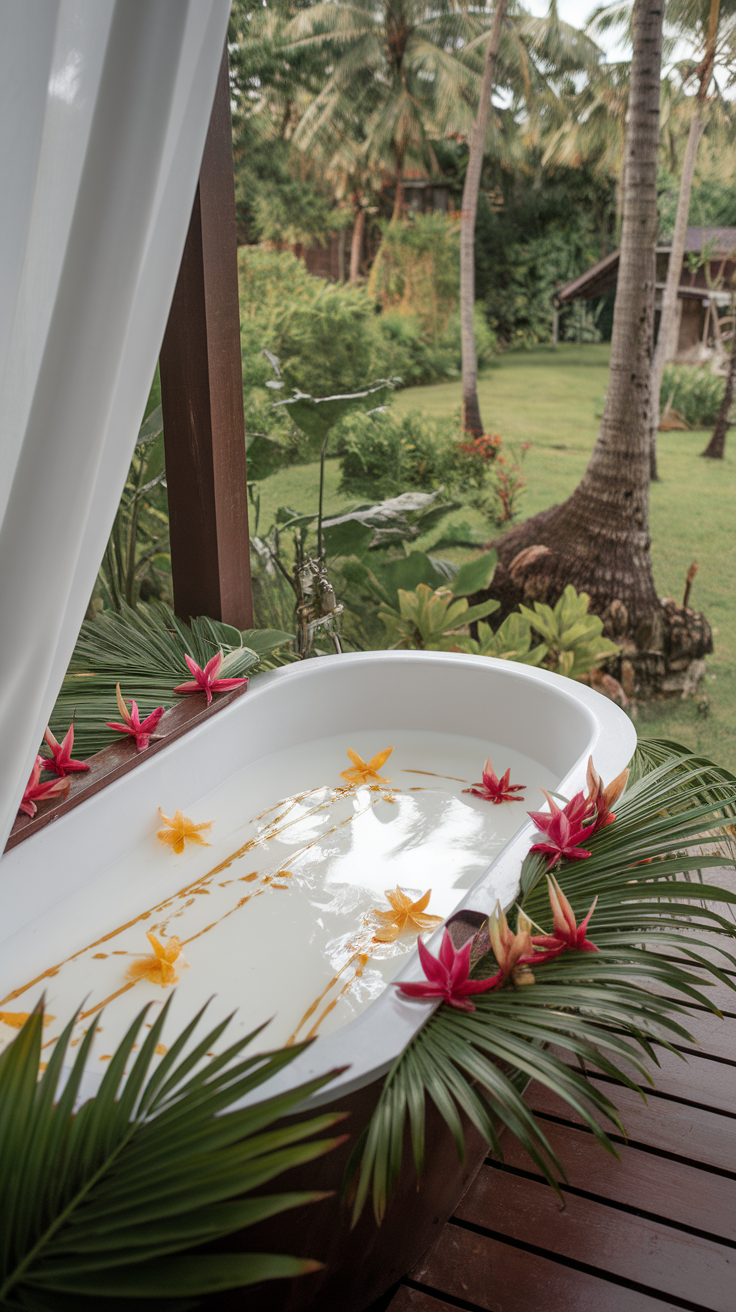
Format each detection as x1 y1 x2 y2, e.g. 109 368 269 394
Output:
159 45 253 630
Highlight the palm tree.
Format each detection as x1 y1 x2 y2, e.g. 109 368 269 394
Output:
288 0 485 222
480 0 665 646
460 1 602 435
591 0 736 475
702 324 736 456
460 0 509 436
649 0 736 475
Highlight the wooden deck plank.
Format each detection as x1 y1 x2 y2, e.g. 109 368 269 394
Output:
550 1046 736 1115
671 1004 736 1063
452 1167 736 1311
527 1079 736 1172
404 1223 685 1312
385 1290 469 1312
654 977 736 1017
497 1120 736 1241
386 873 736 1312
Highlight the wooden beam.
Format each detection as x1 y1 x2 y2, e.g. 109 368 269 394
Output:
159 45 253 629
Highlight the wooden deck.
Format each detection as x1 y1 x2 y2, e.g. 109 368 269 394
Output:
381 901 736 1312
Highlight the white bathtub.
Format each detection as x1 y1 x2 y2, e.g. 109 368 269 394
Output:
0 651 636 1108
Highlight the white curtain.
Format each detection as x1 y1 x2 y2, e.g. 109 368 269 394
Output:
0 0 232 854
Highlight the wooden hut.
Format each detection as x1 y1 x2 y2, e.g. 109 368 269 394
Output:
555 226 736 359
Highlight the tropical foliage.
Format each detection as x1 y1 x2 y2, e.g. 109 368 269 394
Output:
348 739 736 1223
377 580 620 681
98 405 170 612
0 997 343 1308
288 0 485 221
378 584 499 651
518 585 620 678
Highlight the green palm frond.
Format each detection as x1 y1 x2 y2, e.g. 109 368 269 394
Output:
0 998 343 1310
348 739 736 1224
48 603 295 760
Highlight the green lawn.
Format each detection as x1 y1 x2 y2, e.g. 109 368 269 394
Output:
255 343 736 771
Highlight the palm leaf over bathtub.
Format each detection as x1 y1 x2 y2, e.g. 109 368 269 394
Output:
348 740 736 1224
0 997 344 1310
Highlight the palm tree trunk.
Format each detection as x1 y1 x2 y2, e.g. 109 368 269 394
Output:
460 0 508 436
702 343 735 458
648 105 706 478
392 147 405 222
350 207 366 283
480 0 664 641
649 0 719 479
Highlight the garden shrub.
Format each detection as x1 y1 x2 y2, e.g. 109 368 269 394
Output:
659 364 726 429
238 245 493 459
240 247 384 398
337 409 484 499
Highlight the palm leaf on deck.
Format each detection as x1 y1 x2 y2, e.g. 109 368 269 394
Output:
348 739 736 1224
0 997 343 1310
49 603 295 759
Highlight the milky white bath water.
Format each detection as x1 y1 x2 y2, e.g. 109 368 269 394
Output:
0 729 556 1065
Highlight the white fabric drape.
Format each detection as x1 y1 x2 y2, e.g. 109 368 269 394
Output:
0 0 232 854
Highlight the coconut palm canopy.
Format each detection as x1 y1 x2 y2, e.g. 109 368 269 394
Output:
287 0 603 217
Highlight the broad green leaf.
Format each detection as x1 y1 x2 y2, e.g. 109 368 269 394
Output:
373 551 448 602
450 550 497 597
322 517 375 559
461 599 502 628
272 380 396 447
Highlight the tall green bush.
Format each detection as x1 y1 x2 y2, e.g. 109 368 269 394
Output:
237 245 495 463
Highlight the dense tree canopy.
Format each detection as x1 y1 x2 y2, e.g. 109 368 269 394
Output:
228 0 736 344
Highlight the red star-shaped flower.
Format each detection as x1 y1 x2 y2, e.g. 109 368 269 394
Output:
463 758 525 804
174 652 249 707
394 929 504 1012
527 790 591 866
106 684 164 752
19 757 70 818
41 723 89 777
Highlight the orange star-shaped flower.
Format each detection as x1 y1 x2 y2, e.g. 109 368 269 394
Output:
340 746 394 787
157 807 212 855
126 932 186 987
370 886 443 943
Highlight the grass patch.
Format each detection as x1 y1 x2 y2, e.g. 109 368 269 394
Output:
252 343 736 768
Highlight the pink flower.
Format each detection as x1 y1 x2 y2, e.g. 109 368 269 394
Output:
530 874 599 961
394 929 504 1012
19 757 70 818
106 684 164 752
528 789 591 866
583 756 629 836
463 758 526 804
42 723 89 777
174 653 249 707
